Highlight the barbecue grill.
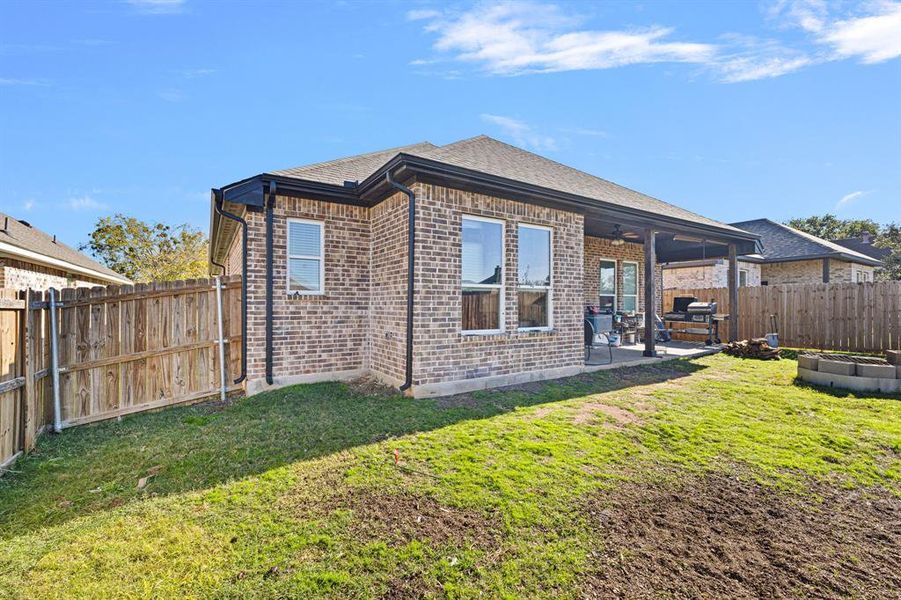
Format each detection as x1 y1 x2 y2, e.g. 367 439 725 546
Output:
663 296 723 345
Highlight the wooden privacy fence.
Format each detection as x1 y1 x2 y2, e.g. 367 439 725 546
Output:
0 276 242 474
664 281 901 352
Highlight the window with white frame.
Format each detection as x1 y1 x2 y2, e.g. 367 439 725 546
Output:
598 259 616 313
517 224 552 329
739 269 748 287
621 261 639 313
287 219 324 294
462 216 504 332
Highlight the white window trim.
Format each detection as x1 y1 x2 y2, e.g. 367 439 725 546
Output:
286 218 325 296
461 215 505 335
517 223 553 332
739 268 749 287
598 257 617 313
621 260 639 314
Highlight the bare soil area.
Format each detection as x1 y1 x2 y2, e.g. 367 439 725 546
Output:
582 473 901 599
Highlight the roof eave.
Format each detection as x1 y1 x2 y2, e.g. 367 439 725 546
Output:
0 240 131 285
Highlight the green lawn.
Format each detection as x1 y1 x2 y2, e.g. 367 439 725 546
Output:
0 354 898 598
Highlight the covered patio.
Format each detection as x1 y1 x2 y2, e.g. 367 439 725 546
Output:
585 340 721 370
582 212 759 359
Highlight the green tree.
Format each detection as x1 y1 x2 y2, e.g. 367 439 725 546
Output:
81 214 208 282
785 214 880 239
874 222 901 281
786 215 899 281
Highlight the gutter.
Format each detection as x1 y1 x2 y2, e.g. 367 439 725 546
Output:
264 181 276 386
386 170 415 392
213 191 247 384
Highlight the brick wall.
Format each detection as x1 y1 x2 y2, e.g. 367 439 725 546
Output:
239 197 371 389
221 182 675 394
369 192 409 384
410 183 584 388
0 258 108 291
663 260 761 289
583 236 663 314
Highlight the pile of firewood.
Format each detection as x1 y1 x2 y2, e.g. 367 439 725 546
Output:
722 338 781 360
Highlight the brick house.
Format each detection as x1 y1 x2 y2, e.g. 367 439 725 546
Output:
0 211 130 291
663 218 881 289
209 136 758 397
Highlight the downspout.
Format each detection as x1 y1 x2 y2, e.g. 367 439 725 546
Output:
386 171 415 391
264 181 276 386
213 192 247 384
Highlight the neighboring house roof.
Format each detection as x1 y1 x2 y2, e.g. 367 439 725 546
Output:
728 219 882 266
269 135 748 236
829 236 892 261
0 211 131 285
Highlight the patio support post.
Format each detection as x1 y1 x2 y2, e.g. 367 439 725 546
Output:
643 228 656 357
822 257 830 283
728 243 739 342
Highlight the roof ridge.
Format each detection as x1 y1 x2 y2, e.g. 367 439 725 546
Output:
270 141 435 175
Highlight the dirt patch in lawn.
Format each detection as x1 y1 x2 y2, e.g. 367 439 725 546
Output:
296 487 500 551
573 402 640 426
581 473 901 599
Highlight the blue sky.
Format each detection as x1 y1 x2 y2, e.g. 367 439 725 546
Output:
1 0 899 249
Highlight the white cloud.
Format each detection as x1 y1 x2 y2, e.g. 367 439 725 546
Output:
835 190 871 210
407 9 442 21
713 35 815 83
22 199 36 211
0 77 49 86
67 196 107 211
480 114 558 151
177 68 216 78
820 3 901 63
560 126 607 138
127 0 186 15
419 2 715 75
413 1 901 82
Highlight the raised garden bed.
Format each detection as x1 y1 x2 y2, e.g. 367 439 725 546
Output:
797 352 901 394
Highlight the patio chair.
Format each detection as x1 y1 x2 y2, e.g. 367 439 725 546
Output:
584 318 614 365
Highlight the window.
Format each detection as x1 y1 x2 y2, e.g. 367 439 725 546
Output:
462 216 504 332
598 259 616 313
855 269 870 283
518 224 552 329
739 269 748 287
287 219 324 294
621 261 638 313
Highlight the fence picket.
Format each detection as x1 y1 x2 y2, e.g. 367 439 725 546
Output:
664 281 899 352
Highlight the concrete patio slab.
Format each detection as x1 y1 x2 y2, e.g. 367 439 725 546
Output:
585 341 721 372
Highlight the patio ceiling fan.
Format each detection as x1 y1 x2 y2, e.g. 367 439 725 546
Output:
610 224 640 246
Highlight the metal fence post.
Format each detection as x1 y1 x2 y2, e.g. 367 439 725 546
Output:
48 288 62 433
215 277 227 402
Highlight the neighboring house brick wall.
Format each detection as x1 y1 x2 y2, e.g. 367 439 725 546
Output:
410 182 584 388
831 261 875 283
0 258 107 291
761 259 874 285
663 260 761 289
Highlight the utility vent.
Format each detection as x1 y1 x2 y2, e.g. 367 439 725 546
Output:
18 219 31 228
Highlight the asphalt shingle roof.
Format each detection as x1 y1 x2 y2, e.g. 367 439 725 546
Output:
0 211 128 282
268 135 747 236
270 142 438 185
729 218 881 265
829 237 892 261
